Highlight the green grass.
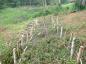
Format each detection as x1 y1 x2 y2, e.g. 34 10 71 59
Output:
0 3 76 30
62 3 76 13
0 3 82 64
0 4 75 35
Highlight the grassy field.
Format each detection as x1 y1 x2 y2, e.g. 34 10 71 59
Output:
0 3 76 32
0 3 86 64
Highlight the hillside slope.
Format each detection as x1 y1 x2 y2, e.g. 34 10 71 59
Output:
0 10 86 64
61 10 86 40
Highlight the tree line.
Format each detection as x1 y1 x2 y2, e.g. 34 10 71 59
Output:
0 0 86 9
0 0 70 8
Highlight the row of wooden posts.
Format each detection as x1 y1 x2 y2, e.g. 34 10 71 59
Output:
14 16 85 64
13 36 84 64
0 16 85 64
12 45 84 64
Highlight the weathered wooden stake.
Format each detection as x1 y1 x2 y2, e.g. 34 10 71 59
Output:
56 16 59 34
43 17 48 37
70 37 76 58
13 48 17 64
35 18 38 26
0 61 2 64
77 46 84 64
30 26 34 41
51 16 55 28
57 26 59 34
23 46 28 54
18 46 28 64
60 26 63 38
21 35 24 47
69 33 73 43
80 58 82 64
26 32 29 44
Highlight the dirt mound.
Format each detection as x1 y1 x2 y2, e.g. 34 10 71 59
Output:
61 10 86 40
62 10 86 24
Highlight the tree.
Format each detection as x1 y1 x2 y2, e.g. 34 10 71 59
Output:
0 0 4 8
76 0 86 10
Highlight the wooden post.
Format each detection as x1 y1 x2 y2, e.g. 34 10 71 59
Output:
0 61 2 64
60 26 63 38
23 46 28 54
0 53 2 64
56 16 59 26
26 32 29 44
51 16 55 28
30 26 33 41
42 17 48 37
18 46 28 64
51 16 53 28
35 18 38 26
56 16 59 34
21 35 24 46
13 48 17 64
80 58 82 64
77 46 84 64
70 37 76 58
57 26 59 34
34 18 39 31
69 33 73 43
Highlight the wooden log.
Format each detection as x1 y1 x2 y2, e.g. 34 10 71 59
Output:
13 48 17 64
77 46 84 64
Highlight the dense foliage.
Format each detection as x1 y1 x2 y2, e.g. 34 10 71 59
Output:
0 0 86 9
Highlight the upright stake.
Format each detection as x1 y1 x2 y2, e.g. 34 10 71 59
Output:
60 26 63 38
56 16 59 24
69 33 73 43
80 59 82 64
18 46 28 64
57 26 59 34
43 17 48 37
35 18 38 26
13 48 17 64
30 26 33 41
70 37 76 58
56 16 59 34
77 46 84 64
26 32 29 44
21 35 24 46
0 61 2 64
51 16 55 28
23 46 28 54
